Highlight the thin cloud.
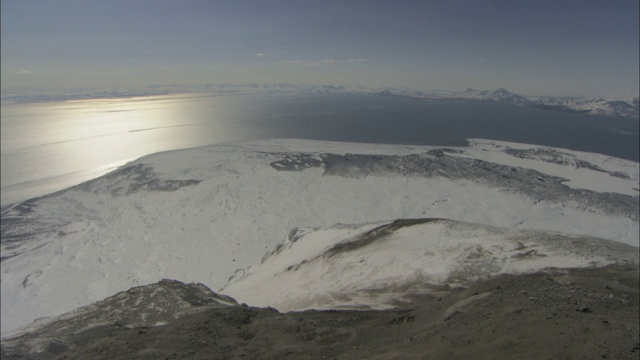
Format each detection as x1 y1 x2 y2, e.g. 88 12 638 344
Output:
255 53 265 58
285 58 370 66
16 70 33 75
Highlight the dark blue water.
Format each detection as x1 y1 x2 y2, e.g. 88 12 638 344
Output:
1 92 638 206
230 93 638 161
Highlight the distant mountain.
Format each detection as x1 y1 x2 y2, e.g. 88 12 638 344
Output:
446 88 639 119
472 88 639 118
373 88 434 98
3 84 638 119
0 83 358 103
531 96 640 118
456 87 531 105
370 86 638 119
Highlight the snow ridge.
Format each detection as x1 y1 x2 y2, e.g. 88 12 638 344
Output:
221 218 638 312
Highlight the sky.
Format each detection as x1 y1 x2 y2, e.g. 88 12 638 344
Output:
1 0 638 97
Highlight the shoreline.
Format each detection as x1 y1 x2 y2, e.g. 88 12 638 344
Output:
3 137 639 209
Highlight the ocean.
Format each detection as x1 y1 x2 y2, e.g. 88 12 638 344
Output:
1 92 638 206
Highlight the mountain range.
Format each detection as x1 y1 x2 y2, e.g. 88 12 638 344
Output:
3 84 638 119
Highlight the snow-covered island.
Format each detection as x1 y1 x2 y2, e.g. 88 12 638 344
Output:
452 88 640 119
1 138 638 358
377 86 639 119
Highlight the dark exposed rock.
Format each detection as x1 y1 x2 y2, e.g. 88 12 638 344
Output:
76 164 202 196
323 219 442 258
46 339 68 354
270 154 323 171
266 151 637 221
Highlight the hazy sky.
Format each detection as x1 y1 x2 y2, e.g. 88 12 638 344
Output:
2 0 638 97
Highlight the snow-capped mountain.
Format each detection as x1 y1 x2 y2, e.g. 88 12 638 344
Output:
1 139 638 335
455 87 532 105
531 96 640 118
4 83 637 119
452 88 639 119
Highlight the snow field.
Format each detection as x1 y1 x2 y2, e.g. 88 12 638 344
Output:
1 139 638 334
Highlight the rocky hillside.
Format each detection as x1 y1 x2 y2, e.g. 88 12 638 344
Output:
2 265 638 359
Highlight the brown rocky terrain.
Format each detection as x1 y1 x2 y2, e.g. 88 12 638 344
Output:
2 264 638 360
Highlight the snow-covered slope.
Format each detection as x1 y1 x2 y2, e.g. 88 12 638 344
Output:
455 139 639 196
221 218 638 312
1 139 638 334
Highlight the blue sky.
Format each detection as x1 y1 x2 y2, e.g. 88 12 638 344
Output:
1 0 638 97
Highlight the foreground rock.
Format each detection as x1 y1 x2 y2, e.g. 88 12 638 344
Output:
2 266 638 359
1 279 237 358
